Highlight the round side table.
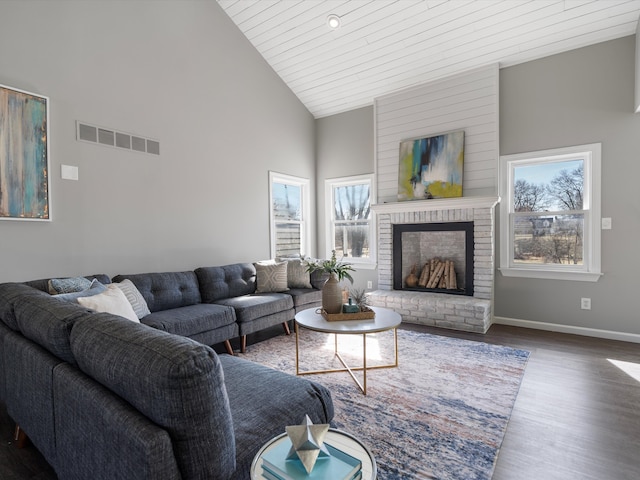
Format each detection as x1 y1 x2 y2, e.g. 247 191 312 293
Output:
250 428 377 480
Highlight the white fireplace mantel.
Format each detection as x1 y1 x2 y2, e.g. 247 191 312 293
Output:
372 196 500 214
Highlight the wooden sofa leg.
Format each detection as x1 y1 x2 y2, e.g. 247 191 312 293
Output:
241 335 247 354
14 425 29 449
282 322 291 336
224 340 234 356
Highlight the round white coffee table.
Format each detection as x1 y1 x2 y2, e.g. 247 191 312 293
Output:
294 306 401 395
250 428 377 480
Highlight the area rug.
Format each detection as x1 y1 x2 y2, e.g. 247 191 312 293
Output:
239 328 529 480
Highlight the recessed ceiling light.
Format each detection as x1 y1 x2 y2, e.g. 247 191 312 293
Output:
326 14 341 30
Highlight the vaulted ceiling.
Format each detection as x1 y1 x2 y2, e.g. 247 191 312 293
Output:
217 0 640 118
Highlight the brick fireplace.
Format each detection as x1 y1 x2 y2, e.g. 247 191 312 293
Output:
369 197 499 333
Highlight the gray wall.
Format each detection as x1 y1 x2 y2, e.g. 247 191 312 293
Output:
497 35 640 336
316 36 640 337
315 106 376 290
0 0 315 282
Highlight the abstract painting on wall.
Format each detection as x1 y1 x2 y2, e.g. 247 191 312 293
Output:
397 130 464 201
0 84 50 220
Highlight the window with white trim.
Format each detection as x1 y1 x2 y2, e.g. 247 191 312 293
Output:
499 143 602 281
325 174 375 267
269 172 310 258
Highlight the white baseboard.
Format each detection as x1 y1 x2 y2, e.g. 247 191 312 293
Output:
492 316 640 344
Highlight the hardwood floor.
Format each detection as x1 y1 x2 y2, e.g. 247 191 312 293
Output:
1 323 638 479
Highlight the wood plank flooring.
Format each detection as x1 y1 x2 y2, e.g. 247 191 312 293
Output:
1 323 638 479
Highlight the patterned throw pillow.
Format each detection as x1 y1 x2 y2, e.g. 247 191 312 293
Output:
48 276 93 295
77 284 139 322
54 279 107 302
255 261 289 293
286 259 312 289
114 279 151 319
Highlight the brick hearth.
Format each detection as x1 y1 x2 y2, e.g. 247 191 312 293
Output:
369 197 499 334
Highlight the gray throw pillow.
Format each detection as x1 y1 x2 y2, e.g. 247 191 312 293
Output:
286 259 312 289
48 276 93 295
114 279 151 319
54 279 107 302
255 261 289 293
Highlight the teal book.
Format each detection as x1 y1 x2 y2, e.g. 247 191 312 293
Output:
261 438 361 480
262 464 363 480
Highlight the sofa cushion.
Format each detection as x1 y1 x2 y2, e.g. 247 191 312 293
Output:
215 293 294 324
77 284 140 323
112 271 201 312
0 282 50 331
287 288 322 308
113 279 151 319
219 355 334 479
142 303 236 338
195 263 256 303
254 261 289 293
70 314 237 480
12 293 94 364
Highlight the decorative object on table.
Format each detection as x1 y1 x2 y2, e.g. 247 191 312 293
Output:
260 427 362 480
304 251 355 314
0 83 50 221
397 130 464 201
342 298 360 314
321 305 375 322
242 329 529 480
348 288 369 311
284 415 330 474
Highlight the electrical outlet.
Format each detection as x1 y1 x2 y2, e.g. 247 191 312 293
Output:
581 298 591 310
367 281 373 289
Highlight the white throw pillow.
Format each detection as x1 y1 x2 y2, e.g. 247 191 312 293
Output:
78 284 140 322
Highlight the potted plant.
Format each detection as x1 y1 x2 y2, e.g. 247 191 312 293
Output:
305 251 355 314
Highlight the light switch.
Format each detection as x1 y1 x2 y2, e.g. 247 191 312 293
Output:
61 165 79 181
601 217 612 230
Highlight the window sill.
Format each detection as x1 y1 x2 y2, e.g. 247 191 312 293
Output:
499 267 602 282
347 261 377 271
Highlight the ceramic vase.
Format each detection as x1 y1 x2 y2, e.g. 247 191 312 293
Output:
322 273 343 314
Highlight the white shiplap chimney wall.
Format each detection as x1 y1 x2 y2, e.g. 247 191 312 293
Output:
374 64 499 203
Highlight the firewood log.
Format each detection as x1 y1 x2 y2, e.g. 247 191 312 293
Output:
418 263 429 287
443 260 450 288
427 261 446 288
450 262 457 289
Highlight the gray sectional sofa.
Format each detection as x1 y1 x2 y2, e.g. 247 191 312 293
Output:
114 262 324 353
0 261 332 480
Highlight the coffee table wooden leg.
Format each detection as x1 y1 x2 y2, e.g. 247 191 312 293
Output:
14 425 28 448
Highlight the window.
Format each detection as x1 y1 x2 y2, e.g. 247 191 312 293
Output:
325 174 375 267
499 143 602 281
269 172 310 258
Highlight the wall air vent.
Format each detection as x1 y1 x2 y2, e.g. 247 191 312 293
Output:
76 121 160 156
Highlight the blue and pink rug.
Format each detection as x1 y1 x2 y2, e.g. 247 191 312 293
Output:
239 328 529 480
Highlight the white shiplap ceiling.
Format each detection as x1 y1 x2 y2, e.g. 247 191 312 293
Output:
217 0 640 118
